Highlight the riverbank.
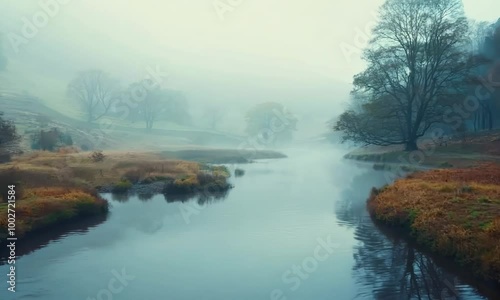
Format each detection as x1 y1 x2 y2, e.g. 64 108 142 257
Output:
0 187 108 238
368 164 500 284
345 130 500 169
0 148 282 236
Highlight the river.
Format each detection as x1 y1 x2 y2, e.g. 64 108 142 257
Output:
1 146 499 299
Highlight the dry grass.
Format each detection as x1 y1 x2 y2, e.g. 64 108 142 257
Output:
0 187 108 237
368 163 500 283
0 151 231 236
0 151 202 190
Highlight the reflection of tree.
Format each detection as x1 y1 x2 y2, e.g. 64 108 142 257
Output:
137 192 154 201
336 169 466 299
111 192 130 202
352 223 460 299
163 188 230 204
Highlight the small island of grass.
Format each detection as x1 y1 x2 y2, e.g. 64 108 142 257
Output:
368 163 500 284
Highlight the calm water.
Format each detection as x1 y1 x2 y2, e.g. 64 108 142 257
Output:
1 146 499 300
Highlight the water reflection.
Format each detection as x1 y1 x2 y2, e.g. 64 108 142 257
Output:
111 192 131 202
0 214 108 264
164 187 231 204
336 168 495 299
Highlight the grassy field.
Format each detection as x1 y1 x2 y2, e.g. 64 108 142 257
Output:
0 150 236 189
368 164 500 284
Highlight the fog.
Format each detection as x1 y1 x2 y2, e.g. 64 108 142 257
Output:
0 0 499 143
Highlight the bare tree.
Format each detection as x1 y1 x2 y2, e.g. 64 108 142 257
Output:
134 86 169 131
335 0 476 151
68 70 119 123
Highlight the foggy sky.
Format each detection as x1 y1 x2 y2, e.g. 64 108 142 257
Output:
0 0 499 138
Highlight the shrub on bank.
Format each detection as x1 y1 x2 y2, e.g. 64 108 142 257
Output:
163 167 232 196
112 180 133 193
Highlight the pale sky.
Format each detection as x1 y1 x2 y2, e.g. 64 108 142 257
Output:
0 0 498 136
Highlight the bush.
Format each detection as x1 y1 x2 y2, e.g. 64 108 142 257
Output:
30 128 73 151
211 165 230 177
164 175 199 195
112 180 133 193
141 175 170 184
90 151 105 162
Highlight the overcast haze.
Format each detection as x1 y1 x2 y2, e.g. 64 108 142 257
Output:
1 0 499 138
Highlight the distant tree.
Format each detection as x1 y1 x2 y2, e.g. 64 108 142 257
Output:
0 112 20 162
134 87 170 131
335 0 477 151
128 84 191 130
245 102 298 146
68 70 119 123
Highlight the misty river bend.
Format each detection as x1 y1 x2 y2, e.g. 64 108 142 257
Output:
1 146 499 300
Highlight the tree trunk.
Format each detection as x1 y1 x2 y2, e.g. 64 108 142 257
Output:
405 140 418 151
487 109 493 130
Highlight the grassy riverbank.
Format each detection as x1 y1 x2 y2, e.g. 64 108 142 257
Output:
0 148 282 236
0 188 108 238
345 130 500 169
368 164 500 284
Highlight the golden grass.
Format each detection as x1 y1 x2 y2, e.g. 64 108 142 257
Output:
0 151 202 189
368 163 500 283
0 187 108 237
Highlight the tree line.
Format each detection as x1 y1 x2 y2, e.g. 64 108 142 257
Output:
67 70 191 131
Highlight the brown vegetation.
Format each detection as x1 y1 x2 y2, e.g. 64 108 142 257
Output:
0 151 203 189
0 150 232 236
0 187 108 237
368 163 500 284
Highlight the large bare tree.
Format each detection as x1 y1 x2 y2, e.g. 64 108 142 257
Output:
68 70 119 123
335 0 475 151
